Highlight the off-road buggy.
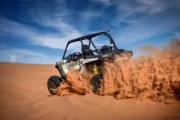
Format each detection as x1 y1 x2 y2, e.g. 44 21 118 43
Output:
47 30 133 95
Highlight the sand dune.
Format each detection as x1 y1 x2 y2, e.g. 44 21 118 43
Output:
0 62 180 120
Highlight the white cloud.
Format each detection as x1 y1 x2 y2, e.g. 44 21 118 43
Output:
8 55 17 62
80 11 102 22
0 0 106 51
109 0 180 26
12 48 49 59
0 47 57 64
0 17 37 38
92 0 111 5
0 0 85 50
0 17 82 49
173 32 180 38
113 12 180 44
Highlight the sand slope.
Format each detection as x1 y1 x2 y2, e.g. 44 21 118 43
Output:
0 62 179 120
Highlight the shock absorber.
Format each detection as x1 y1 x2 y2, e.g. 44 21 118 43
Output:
91 64 102 93
93 64 99 75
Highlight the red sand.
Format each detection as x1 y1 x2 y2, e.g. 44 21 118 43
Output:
0 63 179 119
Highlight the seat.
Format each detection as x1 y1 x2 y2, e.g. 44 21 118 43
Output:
100 45 110 54
65 52 82 62
82 44 95 58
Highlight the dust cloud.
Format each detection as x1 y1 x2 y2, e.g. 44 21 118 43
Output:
55 39 180 103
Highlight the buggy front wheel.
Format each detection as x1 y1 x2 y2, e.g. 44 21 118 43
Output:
47 75 62 95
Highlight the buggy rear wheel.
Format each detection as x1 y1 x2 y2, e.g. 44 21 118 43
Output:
47 75 62 95
91 74 103 93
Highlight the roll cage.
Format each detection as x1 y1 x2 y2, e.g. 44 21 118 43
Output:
62 30 117 59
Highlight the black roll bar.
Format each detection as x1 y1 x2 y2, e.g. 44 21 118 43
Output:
62 30 117 59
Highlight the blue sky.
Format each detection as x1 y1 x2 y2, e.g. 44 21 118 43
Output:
0 0 180 64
